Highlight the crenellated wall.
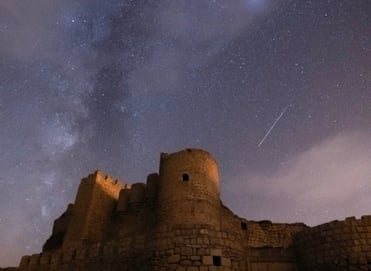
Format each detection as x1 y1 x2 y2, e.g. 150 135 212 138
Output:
62 170 123 249
13 148 371 271
294 216 371 271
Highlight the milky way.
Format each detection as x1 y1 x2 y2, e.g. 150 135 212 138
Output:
0 0 370 266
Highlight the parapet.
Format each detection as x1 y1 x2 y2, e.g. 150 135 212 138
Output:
294 216 371 270
116 173 160 213
160 148 218 173
62 170 124 248
129 183 146 204
83 170 123 192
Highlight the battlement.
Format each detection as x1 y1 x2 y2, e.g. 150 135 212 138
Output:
14 149 371 271
116 173 159 212
160 148 217 163
82 170 123 194
62 170 123 249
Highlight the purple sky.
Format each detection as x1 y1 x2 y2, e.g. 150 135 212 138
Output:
0 0 370 267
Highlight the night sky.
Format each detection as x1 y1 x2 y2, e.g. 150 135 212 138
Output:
1 0 371 266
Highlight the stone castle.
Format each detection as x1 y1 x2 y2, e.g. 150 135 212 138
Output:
15 149 371 270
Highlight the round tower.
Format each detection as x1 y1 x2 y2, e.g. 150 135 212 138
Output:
158 148 221 228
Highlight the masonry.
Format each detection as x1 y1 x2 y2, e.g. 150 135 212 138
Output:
16 148 371 270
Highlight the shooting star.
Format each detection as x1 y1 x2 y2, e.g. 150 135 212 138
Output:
258 105 290 148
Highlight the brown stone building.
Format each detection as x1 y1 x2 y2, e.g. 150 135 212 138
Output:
17 149 371 270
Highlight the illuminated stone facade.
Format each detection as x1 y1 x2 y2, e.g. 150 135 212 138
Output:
16 149 371 271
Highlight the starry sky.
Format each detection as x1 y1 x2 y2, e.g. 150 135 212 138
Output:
0 0 370 267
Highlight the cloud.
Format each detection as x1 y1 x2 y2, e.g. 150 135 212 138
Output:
226 131 371 226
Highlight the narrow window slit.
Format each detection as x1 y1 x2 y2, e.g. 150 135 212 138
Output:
241 222 247 230
182 173 189 182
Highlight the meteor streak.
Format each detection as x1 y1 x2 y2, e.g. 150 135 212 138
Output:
258 105 289 147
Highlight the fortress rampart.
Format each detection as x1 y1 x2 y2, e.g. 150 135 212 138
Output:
294 216 371 270
63 170 123 249
14 148 371 271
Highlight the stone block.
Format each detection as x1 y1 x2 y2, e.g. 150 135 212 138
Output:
222 257 231 267
181 247 193 256
210 248 222 256
168 255 180 264
181 260 192 265
202 256 213 265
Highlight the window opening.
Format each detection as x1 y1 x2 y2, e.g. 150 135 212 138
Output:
213 256 221 266
241 222 247 230
182 173 189 182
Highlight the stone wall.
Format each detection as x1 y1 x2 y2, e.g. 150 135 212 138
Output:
19 224 246 271
158 149 221 228
244 222 307 271
43 204 74 252
294 216 371 271
246 221 307 248
148 224 246 271
18 236 150 271
248 248 298 271
219 204 307 249
13 148 371 271
219 204 307 271
63 170 122 249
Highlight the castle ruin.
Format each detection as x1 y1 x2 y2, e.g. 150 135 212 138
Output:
16 149 371 270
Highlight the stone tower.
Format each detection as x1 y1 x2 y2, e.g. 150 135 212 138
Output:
62 170 122 249
157 148 221 228
17 148 371 271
